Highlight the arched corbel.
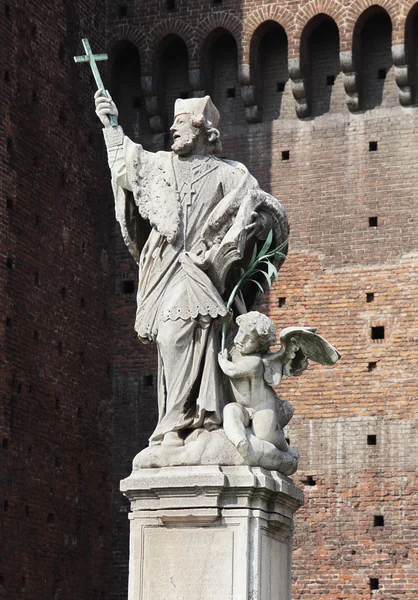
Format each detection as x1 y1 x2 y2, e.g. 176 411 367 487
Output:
340 51 361 112
141 75 164 134
288 58 309 118
392 44 412 106
238 63 261 124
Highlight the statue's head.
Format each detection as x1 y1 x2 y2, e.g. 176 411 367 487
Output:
235 312 276 355
170 95 222 156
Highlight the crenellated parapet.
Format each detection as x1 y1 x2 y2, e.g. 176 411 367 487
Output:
105 1 418 136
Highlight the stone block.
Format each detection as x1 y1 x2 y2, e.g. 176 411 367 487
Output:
121 466 303 600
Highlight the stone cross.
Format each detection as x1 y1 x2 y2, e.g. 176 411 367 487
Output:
74 38 118 127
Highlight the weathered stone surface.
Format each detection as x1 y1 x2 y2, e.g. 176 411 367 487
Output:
121 466 303 600
96 92 290 461
133 429 299 475
97 86 341 479
219 312 339 466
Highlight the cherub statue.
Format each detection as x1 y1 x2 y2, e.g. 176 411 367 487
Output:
218 312 340 456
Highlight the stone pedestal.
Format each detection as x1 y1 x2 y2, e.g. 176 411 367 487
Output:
121 465 303 600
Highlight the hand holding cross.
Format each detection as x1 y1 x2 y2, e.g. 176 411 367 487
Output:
74 38 118 128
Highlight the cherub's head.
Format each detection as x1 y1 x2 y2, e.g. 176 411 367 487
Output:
234 312 276 355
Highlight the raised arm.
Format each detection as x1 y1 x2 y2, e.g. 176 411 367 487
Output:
94 89 133 191
95 88 119 128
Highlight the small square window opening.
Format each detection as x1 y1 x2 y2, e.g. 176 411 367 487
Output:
123 280 135 294
374 515 384 527
371 326 384 340
304 475 316 486
144 374 153 387
369 578 379 591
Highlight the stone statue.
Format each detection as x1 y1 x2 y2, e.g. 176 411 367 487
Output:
95 91 340 474
90 51 333 600
95 91 289 446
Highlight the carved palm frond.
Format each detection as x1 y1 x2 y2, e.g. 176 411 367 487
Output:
221 231 288 351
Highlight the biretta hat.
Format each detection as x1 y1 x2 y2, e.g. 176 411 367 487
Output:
174 95 220 127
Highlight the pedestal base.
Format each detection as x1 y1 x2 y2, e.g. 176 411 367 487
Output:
121 466 303 600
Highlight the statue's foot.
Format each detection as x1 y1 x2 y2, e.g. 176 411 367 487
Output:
236 438 249 457
161 431 184 447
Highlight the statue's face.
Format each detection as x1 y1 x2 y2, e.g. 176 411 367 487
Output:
170 114 200 156
234 326 261 355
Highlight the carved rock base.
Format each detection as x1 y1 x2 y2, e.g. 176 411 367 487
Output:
133 429 299 475
121 465 303 600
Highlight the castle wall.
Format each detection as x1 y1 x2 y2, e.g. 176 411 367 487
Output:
0 2 113 598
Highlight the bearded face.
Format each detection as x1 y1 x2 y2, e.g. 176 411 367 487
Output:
170 114 201 156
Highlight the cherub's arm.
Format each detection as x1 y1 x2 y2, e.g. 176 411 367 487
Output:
218 350 263 379
262 352 284 386
261 339 301 386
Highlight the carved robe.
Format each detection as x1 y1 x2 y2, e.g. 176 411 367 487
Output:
109 134 288 443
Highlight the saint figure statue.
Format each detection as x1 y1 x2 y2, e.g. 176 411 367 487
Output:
95 92 288 448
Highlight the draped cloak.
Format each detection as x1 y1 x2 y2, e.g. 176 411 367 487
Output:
110 135 288 443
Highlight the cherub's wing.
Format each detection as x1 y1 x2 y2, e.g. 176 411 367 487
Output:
262 327 340 385
261 329 311 386
279 327 341 376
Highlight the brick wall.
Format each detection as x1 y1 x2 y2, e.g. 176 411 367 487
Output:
209 31 247 129
105 0 418 598
0 1 113 598
360 11 393 111
112 42 149 143
160 36 190 133
255 23 290 121
308 19 341 117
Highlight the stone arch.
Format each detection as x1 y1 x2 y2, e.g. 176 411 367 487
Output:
352 5 393 110
293 2 346 55
147 18 195 70
200 28 245 129
154 34 190 135
249 20 289 121
347 1 401 46
244 5 294 62
110 40 150 142
196 13 243 64
107 25 148 73
300 14 341 117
